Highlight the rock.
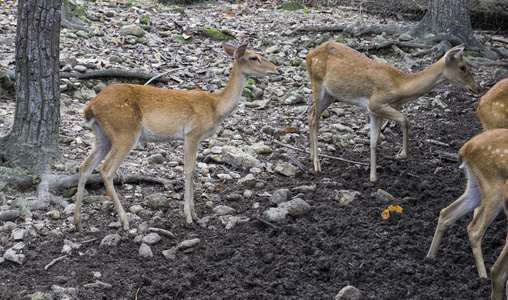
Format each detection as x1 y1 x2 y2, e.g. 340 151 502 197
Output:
147 193 170 209
238 173 257 187
4 246 25 264
29 292 53 300
139 243 153 259
251 144 272 154
222 146 262 171
73 65 87 72
146 153 165 164
262 207 288 222
99 234 122 247
270 189 292 205
335 190 361 206
217 173 233 180
0 209 20 221
119 25 145 37
283 91 304 105
274 162 298 177
0 167 34 191
45 210 61 219
335 285 362 300
292 185 316 193
261 125 276 135
73 88 96 103
51 285 79 299
212 205 235 216
374 189 395 202
142 233 161 245
176 238 201 250
162 247 177 260
11 228 27 241
279 198 311 217
398 33 413 41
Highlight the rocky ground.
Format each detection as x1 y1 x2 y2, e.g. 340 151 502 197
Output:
1 0 508 299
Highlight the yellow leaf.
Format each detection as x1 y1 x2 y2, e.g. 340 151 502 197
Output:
381 210 390 219
394 205 403 213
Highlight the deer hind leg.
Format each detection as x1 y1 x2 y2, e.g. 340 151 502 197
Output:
491 235 508 300
98 132 140 230
427 166 482 259
467 183 504 278
308 83 335 172
183 135 200 223
368 113 384 182
75 124 111 231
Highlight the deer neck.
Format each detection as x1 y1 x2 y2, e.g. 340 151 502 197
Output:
399 59 446 100
213 62 247 120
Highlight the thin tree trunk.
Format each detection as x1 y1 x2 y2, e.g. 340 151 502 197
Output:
0 0 62 174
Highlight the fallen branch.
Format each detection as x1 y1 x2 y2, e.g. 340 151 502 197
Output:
255 216 279 229
144 67 185 86
273 140 369 166
44 173 179 192
149 227 176 238
44 255 67 270
60 68 181 83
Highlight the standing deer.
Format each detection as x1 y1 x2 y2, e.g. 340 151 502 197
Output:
74 42 280 231
306 41 478 182
477 78 508 131
490 179 508 300
426 129 508 300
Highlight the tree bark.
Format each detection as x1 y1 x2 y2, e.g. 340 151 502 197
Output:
409 0 498 58
0 0 62 174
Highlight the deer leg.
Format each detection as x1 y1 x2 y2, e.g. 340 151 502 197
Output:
98 134 139 230
467 186 504 278
491 235 508 300
75 125 111 231
427 167 481 259
368 113 384 182
183 136 200 223
369 104 410 161
308 83 335 172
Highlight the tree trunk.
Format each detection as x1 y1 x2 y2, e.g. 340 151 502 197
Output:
0 0 62 174
409 0 497 58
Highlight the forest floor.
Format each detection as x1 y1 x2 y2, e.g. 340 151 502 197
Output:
1 0 508 299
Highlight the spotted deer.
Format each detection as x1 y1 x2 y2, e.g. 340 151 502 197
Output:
74 42 280 231
426 129 508 300
306 41 478 181
477 78 508 131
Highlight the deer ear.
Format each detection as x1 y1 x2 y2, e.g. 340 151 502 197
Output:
234 44 248 60
223 42 238 58
445 44 465 64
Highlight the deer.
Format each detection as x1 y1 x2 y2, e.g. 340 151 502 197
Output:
426 129 508 300
74 42 280 231
490 179 508 300
306 41 478 182
477 78 508 131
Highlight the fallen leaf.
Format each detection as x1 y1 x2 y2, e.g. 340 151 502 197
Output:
381 210 390 219
281 126 300 134
224 12 236 18
182 33 192 40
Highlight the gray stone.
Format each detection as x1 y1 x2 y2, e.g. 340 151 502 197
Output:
222 146 262 171
238 174 257 187
139 243 153 259
147 193 170 209
99 234 122 247
142 233 161 245
4 247 25 264
374 189 395 202
0 167 34 191
0 209 20 221
176 238 201 250
11 228 27 241
162 247 177 260
279 198 311 217
274 162 298 177
213 205 235 216
335 285 362 300
335 190 361 206
262 207 288 222
270 189 291 205
146 153 165 164
119 25 145 37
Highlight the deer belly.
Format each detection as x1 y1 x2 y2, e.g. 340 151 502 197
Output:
324 84 369 110
139 126 184 142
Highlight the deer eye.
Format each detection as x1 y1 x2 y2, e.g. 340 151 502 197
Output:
250 56 259 61
460 66 466 72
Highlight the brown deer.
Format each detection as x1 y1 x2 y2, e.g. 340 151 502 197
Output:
426 129 508 300
306 41 478 182
74 42 280 231
477 78 508 131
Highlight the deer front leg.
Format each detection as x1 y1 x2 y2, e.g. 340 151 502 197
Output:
307 103 321 172
490 238 508 300
369 113 383 182
183 136 200 224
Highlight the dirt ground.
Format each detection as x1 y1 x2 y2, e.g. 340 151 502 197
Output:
1 1 508 299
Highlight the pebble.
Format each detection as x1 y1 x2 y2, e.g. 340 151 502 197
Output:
162 247 177 260
139 243 153 259
270 189 291 205
176 238 201 250
99 234 122 248
142 233 161 245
